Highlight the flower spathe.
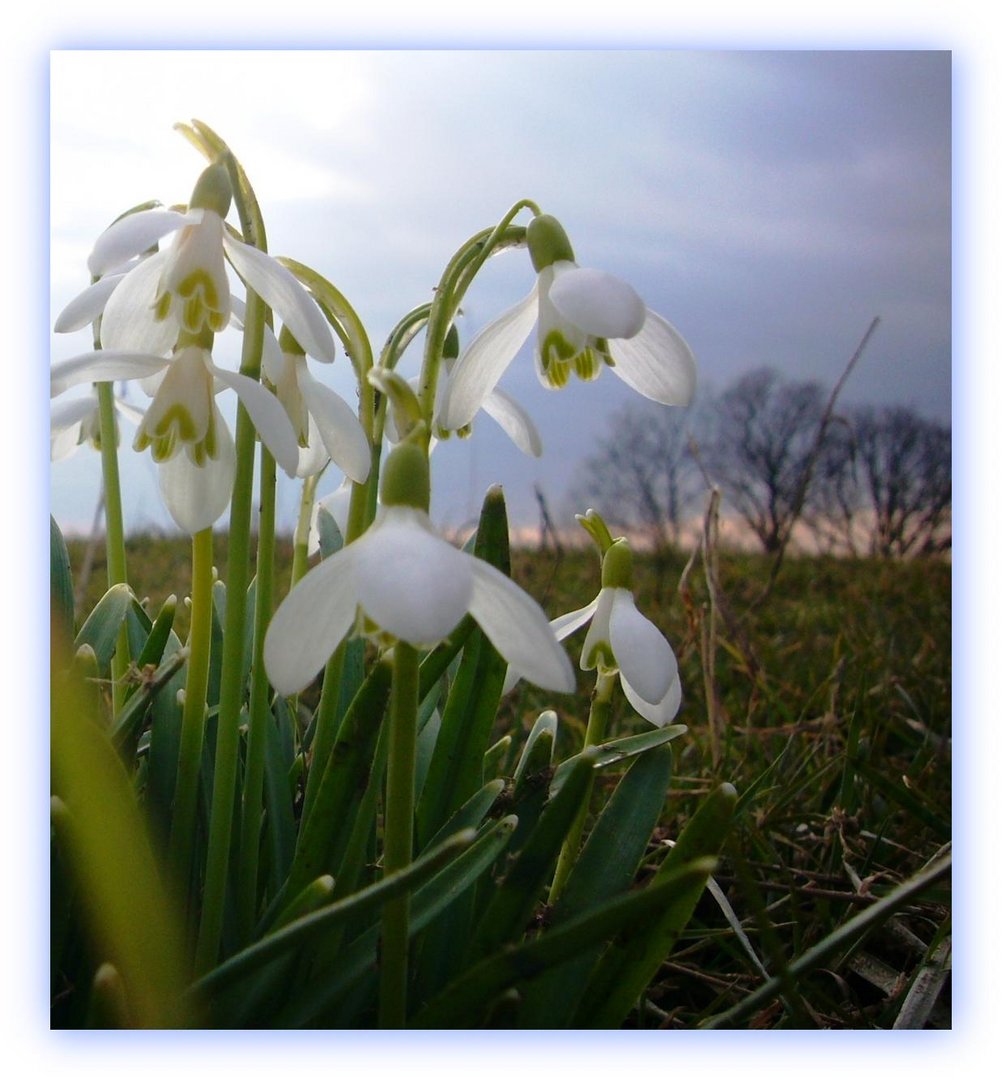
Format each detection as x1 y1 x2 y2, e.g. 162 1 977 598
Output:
438 214 696 433
264 443 575 697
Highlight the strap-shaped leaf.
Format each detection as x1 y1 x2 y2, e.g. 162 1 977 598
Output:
412 856 717 1029
467 749 599 964
192 829 476 999
50 516 74 644
518 744 674 1027
574 781 738 1027
416 485 511 846
73 582 133 672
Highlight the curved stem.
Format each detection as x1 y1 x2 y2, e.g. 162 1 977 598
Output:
417 205 534 426
379 641 420 1027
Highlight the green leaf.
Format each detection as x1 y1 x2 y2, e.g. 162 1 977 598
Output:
412 856 717 1029
416 485 511 845
51 652 190 1027
467 749 599 964
574 781 738 1027
283 656 393 902
73 583 133 672
518 744 674 1027
123 594 178 703
482 735 512 781
192 829 476 1000
109 648 189 749
549 725 687 797
50 515 74 644
277 817 518 1027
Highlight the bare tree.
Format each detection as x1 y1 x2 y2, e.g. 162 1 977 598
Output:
802 404 952 557
570 398 702 554
852 405 951 557
706 368 825 553
803 416 863 555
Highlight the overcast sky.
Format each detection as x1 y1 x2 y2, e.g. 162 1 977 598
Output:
49 49 951 533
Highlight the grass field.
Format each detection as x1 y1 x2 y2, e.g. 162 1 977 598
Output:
63 531 952 1028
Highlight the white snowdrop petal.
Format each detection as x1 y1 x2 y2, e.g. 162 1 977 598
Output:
264 547 361 695
580 588 616 672
50 351 171 397
100 251 178 355
88 208 201 277
622 671 682 728
296 414 331 478
552 598 600 641
502 595 597 696
157 408 235 534
480 387 543 457
548 266 646 340
438 282 539 430
51 420 84 462
209 364 300 478
222 238 337 363
468 557 575 694
353 512 473 645
300 373 371 483
113 397 147 427
54 275 125 333
607 310 696 406
51 394 98 431
608 589 676 705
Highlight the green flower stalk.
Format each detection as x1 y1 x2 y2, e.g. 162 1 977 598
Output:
167 526 215 907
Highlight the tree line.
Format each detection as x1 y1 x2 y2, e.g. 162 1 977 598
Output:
572 366 951 559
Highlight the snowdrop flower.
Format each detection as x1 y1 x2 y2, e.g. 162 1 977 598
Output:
508 538 681 727
50 332 299 534
432 325 542 457
265 326 370 481
50 389 144 462
264 440 575 696
439 214 696 434
85 163 337 365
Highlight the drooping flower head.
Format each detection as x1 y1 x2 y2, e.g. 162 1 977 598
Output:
264 438 575 696
506 536 681 727
51 329 300 535
85 162 337 366
265 325 370 481
438 214 696 434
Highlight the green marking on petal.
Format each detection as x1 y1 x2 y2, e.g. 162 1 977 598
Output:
574 347 600 382
155 403 197 442
585 640 617 674
154 291 173 322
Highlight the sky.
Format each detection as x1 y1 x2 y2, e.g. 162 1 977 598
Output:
48 48 952 535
